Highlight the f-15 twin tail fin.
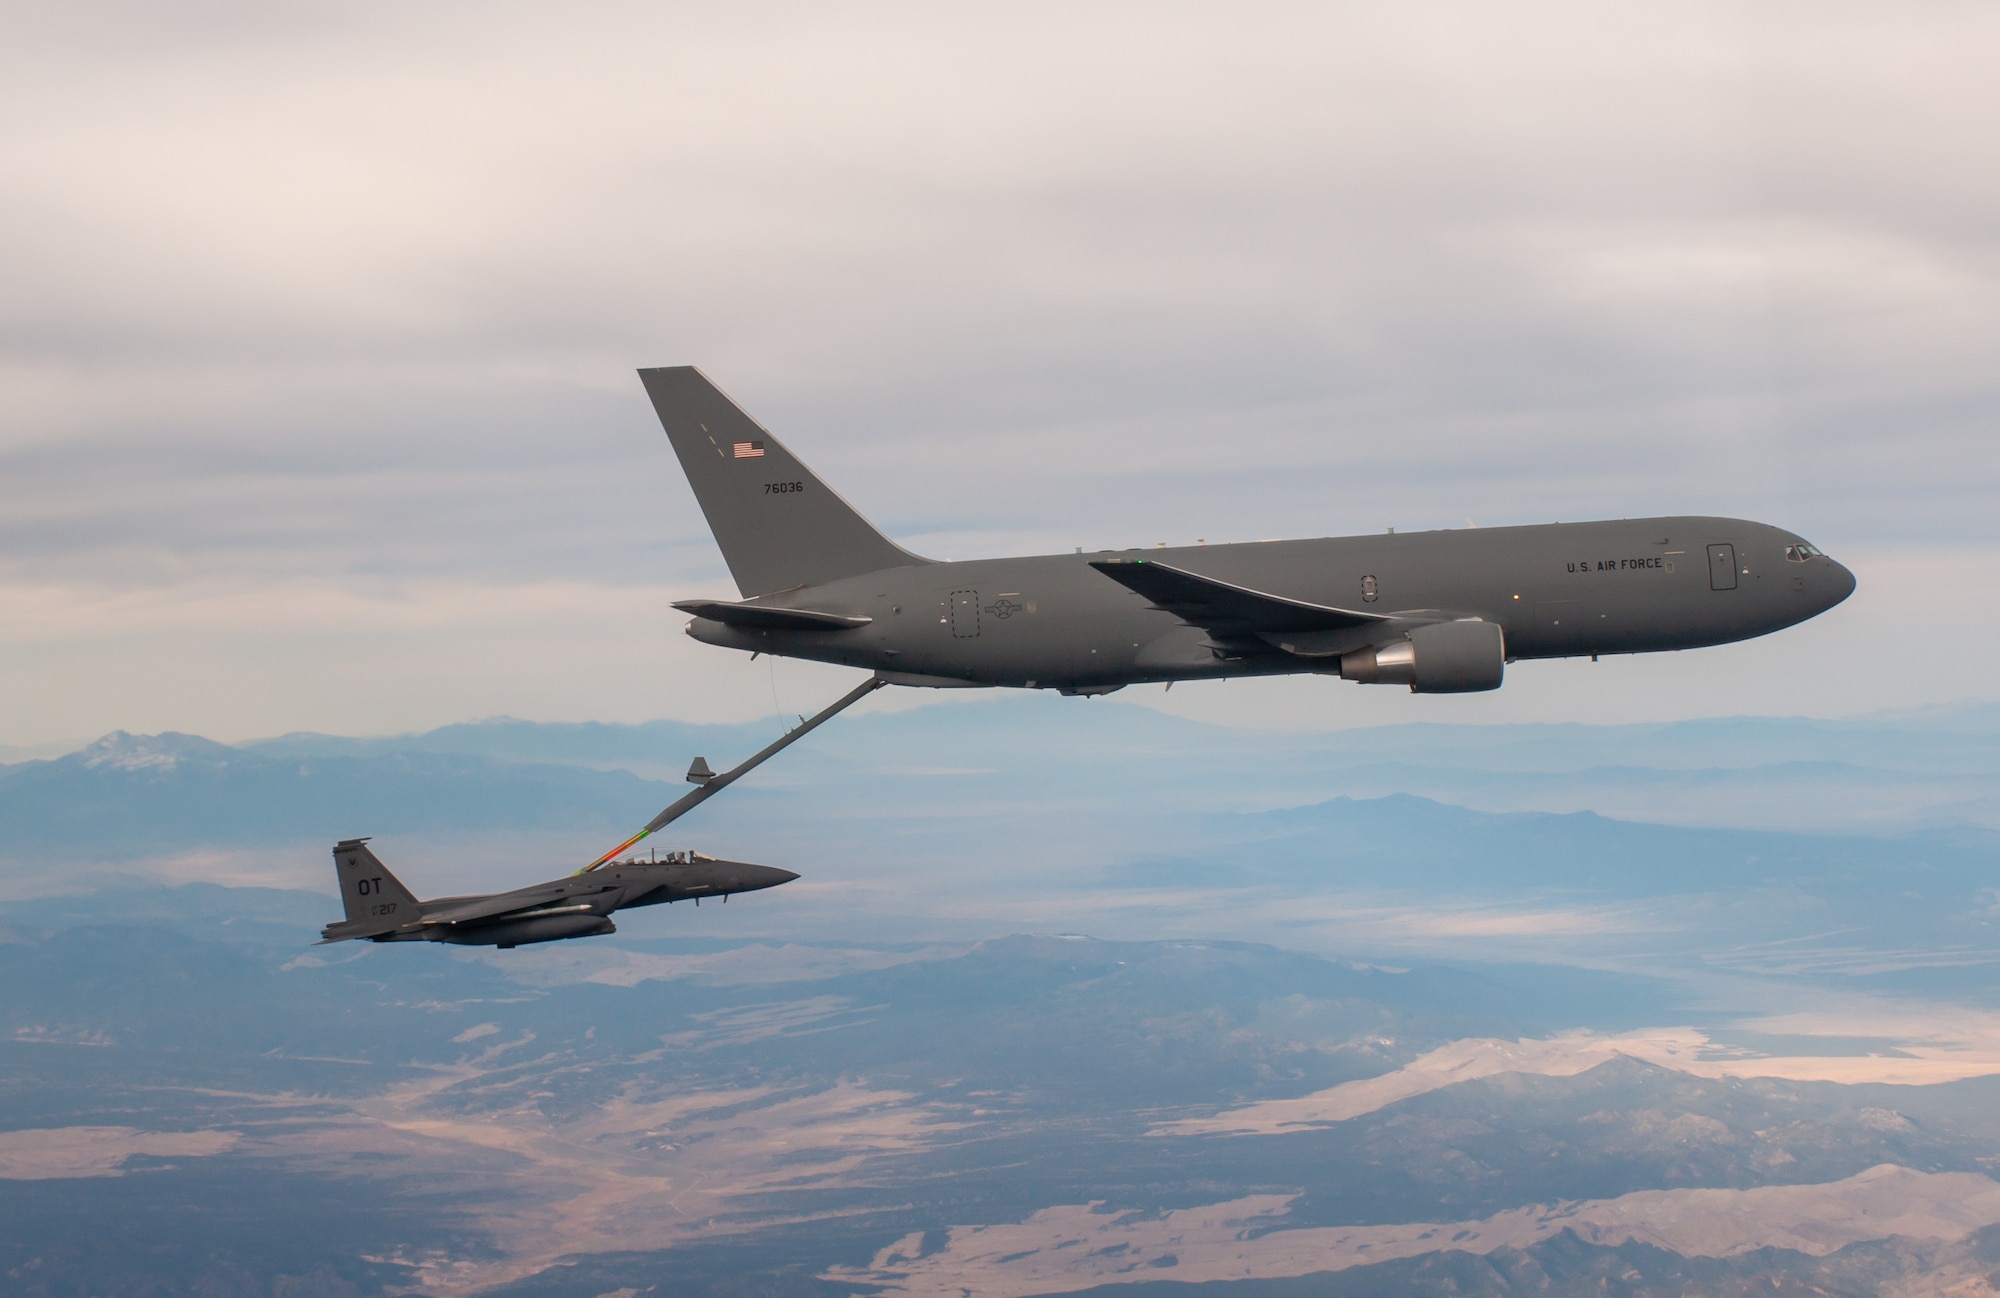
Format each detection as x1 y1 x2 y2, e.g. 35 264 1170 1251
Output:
320 838 420 942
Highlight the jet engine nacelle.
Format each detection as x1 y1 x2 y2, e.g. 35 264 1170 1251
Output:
441 914 617 948
1339 620 1506 693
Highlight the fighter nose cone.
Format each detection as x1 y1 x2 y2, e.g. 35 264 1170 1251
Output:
737 864 800 893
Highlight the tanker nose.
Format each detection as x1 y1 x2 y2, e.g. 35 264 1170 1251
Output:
1822 557 1857 611
1785 540 1856 615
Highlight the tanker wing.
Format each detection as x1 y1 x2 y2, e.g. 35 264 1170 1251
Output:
1088 558 1389 635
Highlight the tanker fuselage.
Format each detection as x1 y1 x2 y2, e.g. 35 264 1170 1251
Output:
685 516 1854 694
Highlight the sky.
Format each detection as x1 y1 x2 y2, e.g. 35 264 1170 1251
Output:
3 1 1996 745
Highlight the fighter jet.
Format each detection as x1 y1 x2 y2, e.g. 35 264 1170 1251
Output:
317 838 797 949
640 367 1856 696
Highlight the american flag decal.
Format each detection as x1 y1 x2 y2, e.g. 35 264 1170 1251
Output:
732 441 765 459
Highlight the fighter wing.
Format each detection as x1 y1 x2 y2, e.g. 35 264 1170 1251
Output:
672 599 872 631
420 882 601 927
1089 559 1389 635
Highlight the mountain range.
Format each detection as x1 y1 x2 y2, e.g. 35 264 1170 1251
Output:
3 698 1998 1295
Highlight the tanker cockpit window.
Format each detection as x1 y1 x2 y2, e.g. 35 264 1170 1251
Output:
1784 543 1823 563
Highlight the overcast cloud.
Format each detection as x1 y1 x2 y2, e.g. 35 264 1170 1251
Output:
3 1 1996 743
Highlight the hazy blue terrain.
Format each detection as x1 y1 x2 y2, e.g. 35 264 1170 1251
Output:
3 696 1999 1295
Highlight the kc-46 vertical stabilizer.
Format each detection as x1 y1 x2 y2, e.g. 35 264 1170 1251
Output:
638 366 931 598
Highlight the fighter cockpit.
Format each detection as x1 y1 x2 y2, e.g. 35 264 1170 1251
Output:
613 849 716 868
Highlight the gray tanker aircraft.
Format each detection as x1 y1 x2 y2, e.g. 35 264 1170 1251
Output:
642 367 1855 695
318 837 796 948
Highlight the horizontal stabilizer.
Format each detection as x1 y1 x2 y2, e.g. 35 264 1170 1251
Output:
673 599 872 631
1089 559 1387 635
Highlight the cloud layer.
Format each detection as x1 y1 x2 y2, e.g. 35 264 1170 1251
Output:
4 3 1996 738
